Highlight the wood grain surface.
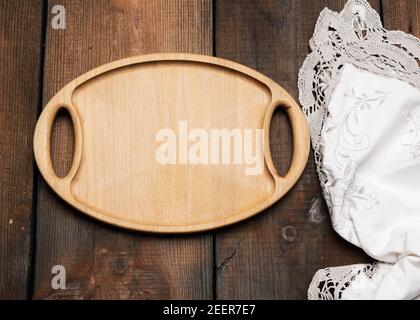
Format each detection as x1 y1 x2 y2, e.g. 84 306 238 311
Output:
0 0 417 299
382 0 419 37
0 0 44 299
213 0 380 299
33 0 213 299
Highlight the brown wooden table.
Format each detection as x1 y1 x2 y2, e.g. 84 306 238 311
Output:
1 0 418 300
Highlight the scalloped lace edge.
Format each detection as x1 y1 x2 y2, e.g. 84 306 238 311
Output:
308 262 394 300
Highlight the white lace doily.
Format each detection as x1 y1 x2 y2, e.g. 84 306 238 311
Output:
308 262 393 300
298 0 420 300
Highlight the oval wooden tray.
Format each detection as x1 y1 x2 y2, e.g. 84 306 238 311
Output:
34 53 310 233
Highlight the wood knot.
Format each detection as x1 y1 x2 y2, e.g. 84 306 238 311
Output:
281 226 297 242
112 253 129 275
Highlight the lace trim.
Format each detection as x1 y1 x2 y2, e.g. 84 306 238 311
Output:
298 0 420 189
308 262 392 300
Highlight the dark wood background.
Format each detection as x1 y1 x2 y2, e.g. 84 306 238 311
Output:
0 0 418 300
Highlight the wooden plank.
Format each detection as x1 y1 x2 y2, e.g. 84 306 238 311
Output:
0 0 44 299
214 0 380 299
382 0 420 37
34 0 213 299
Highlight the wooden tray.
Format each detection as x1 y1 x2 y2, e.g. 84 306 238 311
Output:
34 54 310 233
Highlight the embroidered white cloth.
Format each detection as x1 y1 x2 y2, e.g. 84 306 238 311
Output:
298 0 420 300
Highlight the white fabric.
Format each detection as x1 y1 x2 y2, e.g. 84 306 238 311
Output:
298 0 420 300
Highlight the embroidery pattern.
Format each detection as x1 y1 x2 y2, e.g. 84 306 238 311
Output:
321 89 389 242
403 107 420 159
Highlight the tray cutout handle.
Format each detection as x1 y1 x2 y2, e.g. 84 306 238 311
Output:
263 98 310 199
34 101 82 195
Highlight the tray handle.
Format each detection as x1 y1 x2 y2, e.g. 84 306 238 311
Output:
33 100 82 195
263 97 310 199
